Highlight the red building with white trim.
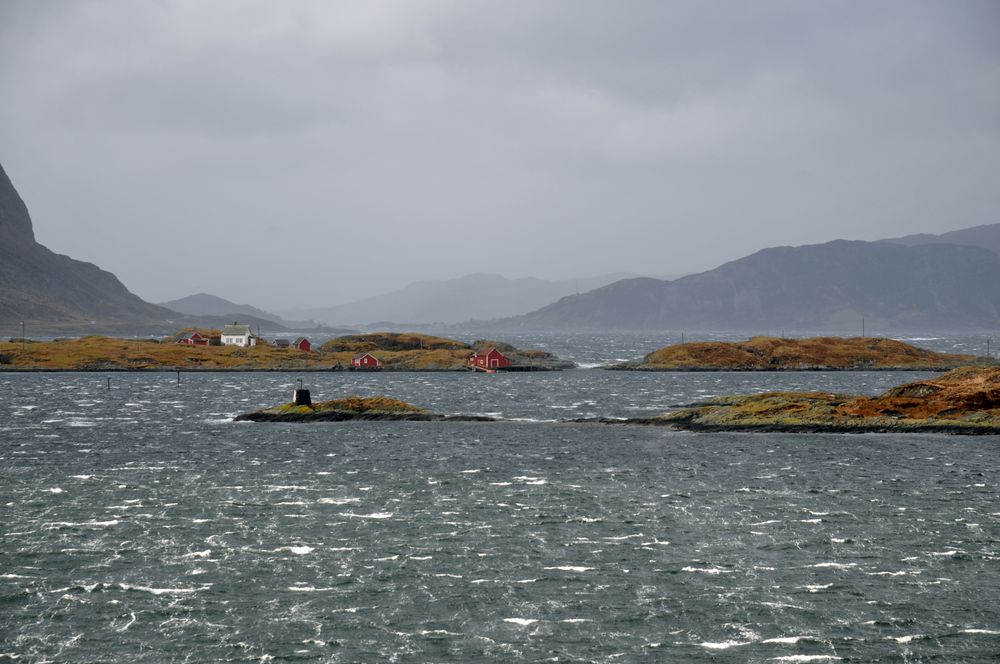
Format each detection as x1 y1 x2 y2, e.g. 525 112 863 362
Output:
468 347 511 370
352 352 380 368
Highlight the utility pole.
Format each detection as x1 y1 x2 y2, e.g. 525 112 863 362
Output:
861 317 865 338
21 321 25 353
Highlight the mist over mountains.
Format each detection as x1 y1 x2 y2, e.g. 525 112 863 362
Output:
496 238 1000 332
4 157 1000 335
280 273 636 327
0 163 297 335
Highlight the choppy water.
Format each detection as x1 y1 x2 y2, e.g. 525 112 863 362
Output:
2 344 1000 661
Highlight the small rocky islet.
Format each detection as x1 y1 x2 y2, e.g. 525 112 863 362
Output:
234 396 495 423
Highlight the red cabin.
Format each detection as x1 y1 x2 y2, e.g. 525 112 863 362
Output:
177 332 208 346
292 337 311 352
352 352 380 368
469 347 511 370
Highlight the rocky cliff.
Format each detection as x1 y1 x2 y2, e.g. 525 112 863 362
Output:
0 163 175 327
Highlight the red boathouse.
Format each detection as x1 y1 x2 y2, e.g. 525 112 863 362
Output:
292 337 312 352
469 347 512 370
352 352 380 368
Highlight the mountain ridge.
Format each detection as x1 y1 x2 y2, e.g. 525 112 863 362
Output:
161 292 284 323
0 162 177 328
881 222 1000 256
494 239 1000 331
282 272 638 326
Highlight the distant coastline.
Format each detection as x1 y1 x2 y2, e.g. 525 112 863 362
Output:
0 332 572 372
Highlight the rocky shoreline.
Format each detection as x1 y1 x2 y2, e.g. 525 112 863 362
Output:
619 367 1000 434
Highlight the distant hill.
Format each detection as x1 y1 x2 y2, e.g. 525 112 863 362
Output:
498 240 1000 331
881 222 1000 256
283 272 636 326
0 162 177 330
161 293 283 323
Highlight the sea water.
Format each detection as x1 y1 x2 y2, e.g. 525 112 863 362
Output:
2 336 999 662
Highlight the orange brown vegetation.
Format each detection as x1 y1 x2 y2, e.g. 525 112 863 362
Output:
1 332 568 371
321 332 470 353
0 336 316 370
273 396 428 416
661 366 1000 431
640 336 974 370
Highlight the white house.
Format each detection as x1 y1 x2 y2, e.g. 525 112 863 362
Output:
221 323 257 347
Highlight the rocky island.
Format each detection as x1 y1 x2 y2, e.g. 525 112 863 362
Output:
610 336 974 371
0 331 572 371
235 396 496 423
319 333 574 371
614 366 1000 434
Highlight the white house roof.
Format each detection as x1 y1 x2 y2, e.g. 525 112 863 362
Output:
222 324 252 336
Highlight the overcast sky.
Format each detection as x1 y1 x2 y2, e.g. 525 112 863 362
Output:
1 1 998 310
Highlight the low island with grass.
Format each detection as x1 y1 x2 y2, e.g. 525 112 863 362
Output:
609 336 976 371
0 331 572 372
586 366 1000 434
319 333 574 371
235 395 496 423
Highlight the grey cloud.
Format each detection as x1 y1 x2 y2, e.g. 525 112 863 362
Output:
0 1 998 309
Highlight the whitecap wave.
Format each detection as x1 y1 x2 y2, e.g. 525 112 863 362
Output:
274 546 314 555
340 512 393 519
318 497 360 505
544 566 593 572
699 640 750 650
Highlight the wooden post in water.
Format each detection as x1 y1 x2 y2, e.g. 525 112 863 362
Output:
106 377 111 391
